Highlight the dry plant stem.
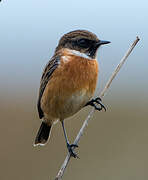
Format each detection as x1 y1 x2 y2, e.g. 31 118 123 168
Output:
55 36 140 180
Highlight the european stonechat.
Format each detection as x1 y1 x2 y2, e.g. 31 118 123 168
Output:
34 30 110 157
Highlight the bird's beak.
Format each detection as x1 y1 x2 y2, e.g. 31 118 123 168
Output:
96 40 111 46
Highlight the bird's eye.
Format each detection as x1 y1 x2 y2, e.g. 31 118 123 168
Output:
77 39 89 48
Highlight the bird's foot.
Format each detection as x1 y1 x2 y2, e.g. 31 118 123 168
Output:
67 143 79 158
85 97 106 111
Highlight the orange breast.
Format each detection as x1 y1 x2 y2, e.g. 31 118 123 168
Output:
41 49 99 121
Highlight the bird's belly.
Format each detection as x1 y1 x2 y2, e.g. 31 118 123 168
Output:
57 90 92 119
43 89 92 120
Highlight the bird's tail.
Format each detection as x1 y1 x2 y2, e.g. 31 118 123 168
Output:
34 122 52 146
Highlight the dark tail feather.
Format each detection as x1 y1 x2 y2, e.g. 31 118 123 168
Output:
34 122 52 146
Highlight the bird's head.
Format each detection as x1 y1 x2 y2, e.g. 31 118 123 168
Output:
56 30 110 59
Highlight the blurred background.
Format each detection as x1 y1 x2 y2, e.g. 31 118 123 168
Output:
0 0 148 180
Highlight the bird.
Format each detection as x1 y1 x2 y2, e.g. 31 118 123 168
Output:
34 30 110 158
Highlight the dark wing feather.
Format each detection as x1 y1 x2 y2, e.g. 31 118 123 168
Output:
37 55 60 119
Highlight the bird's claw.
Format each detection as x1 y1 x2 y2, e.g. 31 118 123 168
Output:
85 97 106 112
67 143 79 158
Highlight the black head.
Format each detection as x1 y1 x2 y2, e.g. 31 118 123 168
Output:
56 30 110 59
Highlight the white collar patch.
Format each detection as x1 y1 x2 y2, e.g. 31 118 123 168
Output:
68 49 93 60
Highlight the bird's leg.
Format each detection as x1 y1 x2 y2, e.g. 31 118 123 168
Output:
61 121 79 158
85 97 106 111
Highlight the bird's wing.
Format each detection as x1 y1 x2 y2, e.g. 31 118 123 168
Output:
37 54 60 119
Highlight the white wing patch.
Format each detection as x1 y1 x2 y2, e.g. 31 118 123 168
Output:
62 56 70 62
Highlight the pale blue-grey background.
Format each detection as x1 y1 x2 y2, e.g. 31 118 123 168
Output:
0 0 147 94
